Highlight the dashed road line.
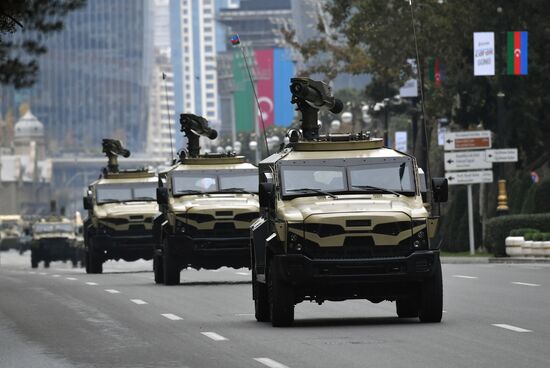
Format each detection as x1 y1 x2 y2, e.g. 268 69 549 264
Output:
105 289 120 294
85 282 98 286
66 277 77 281
130 299 148 305
452 275 478 279
254 358 290 368
511 281 540 287
39 272 47 275
201 332 228 341
52 274 61 277
28 271 36 274
161 313 183 321
492 324 532 333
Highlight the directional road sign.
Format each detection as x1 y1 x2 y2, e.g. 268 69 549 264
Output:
444 131 492 151
444 151 493 171
445 170 494 185
485 148 518 162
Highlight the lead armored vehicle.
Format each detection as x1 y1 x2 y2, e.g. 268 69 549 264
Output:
83 139 159 274
154 114 259 285
30 217 78 268
251 78 448 326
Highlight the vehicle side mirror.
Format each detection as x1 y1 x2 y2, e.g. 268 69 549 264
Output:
259 182 274 208
156 187 169 205
83 196 92 210
432 177 448 203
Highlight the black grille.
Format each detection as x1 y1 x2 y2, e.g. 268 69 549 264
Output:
216 211 233 217
301 238 412 259
346 219 372 227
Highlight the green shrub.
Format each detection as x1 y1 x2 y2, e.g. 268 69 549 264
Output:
509 228 540 236
524 232 536 241
485 213 550 256
543 233 550 241
532 232 544 241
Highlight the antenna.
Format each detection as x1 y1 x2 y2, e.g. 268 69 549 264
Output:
230 34 271 158
407 0 433 206
162 72 175 161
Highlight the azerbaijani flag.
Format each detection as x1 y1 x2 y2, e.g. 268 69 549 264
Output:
428 58 444 87
507 31 528 75
230 34 240 45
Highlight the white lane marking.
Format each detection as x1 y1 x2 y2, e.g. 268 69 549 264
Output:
254 358 290 368
161 313 183 321
452 275 478 279
66 277 77 281
39 272 47 275
442 310 448 313
492 324 532 333
201 332 228 341
105 289 120 294
52 274 60 277
130 299 148 305
512 281 540 287
236 272 250 276
85 282 98 286
28 271 36 274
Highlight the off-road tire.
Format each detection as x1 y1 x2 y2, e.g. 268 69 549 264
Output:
254 270 270 322
153 251 164 284
396 298 419 318
419 258 443 323
269 259 294 327
86 242 103 274
44 260 50 268
31 251 38 268
163 239 180 285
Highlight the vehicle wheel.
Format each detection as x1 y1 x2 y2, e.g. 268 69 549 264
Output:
254 270 270 322
419 258 443 323
153 251 164 284
31 251 38 268
163 239 180 285
269 259 294 327
86 242 103 274
396 298 419 318
44 260 50 268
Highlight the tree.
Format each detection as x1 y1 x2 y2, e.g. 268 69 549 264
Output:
0 0 85 88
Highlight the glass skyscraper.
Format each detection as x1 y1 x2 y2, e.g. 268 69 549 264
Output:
1 0 153 154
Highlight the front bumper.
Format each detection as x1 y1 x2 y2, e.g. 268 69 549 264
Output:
92 233 155 252
273 250 439 286
167 234 250 257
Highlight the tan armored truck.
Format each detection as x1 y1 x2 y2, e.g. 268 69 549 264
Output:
30 217 78 268
251 78 448 326
0 215 24 251
154 114 259 285
82 139 159 274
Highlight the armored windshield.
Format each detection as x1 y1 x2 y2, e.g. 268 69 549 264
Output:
96 183 157 204
281 159 415 197
33 223 74 233
172 170 258 194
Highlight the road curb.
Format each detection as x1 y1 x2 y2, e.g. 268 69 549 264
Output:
441 256 550 264
441 257 489 264
488 257 550 264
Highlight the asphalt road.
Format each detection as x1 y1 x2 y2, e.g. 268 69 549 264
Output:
1 250 549 368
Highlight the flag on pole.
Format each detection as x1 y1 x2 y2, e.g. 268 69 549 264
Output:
428 58 444 86
230 34 240 45
507 31 528 75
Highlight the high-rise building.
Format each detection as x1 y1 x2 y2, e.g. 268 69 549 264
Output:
0 0 154 154
170 0 219 131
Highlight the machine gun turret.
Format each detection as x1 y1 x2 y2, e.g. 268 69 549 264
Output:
290 77 343 140
102 139 130 173
179 113 218 158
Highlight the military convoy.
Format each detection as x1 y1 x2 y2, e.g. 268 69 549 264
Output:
30 216 79 268
0 215 25 252
82 139 158 274
250 78 448 326
154 114 259 285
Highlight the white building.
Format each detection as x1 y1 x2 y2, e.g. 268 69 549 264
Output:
174 0 219 123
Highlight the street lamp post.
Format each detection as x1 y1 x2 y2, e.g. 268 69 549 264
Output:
383 98 390 146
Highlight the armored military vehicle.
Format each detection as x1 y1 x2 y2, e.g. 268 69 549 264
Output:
251 78 448 326
83 139 159 274
0 215 24 251
154 114 259 285
30 217 78 268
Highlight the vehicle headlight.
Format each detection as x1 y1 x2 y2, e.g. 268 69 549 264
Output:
411 221 428 250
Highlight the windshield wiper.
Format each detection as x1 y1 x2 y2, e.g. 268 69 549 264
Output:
99 199 123 203
219 187 253 194
132 196 156 201
287 188 337 198
352 185 402 196
175 190 209 196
